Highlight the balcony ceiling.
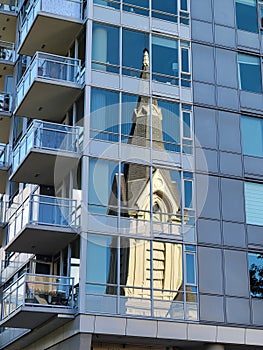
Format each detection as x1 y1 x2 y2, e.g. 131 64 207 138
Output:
0 12 16 42
0 63 14 90
10 150 80 186
0 305 74 329
5 224 77 255
18 14 83 56
0 116 11 143
15 80 82 122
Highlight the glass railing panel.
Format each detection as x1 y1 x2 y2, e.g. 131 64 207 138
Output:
1 273 74 321
25 274 74 307
0 92 12 113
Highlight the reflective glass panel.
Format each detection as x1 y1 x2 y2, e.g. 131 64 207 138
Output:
154 99 180 152
92 23 119 73
121 93 139 143
122 29 149 77
241 115 263 157
152 0 177 22
123 0 149 15
88 158 119 214
248 252 263 298
86 234 118 294
152 36 178 84
238 54 262 93
90 88 119 142
121 162 151 217
245 182 263 225
236 0 258 33
93 0 120 9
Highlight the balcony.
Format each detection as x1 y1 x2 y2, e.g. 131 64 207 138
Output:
0 92 12 143
6 193 79 254
11 120 82 185
18 0 83 56
0 1 17 42
15 52 83 121
0 143 9 192
1 273 75 328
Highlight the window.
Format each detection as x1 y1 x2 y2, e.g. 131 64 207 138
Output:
245 182 263 225
241 115 263 157
93 1 189 24
236 0 258 33
238 53 262 93
248 252 263 298
152 35 179 84
92 23 119 73
86 234 198 320
89 89 193 154
122 29 149 77
88 158 194 231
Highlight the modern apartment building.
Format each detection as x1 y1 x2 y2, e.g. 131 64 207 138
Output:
1 0 263 349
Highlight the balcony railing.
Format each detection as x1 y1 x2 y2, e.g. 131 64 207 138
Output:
12 119 82 175
0 1 18 13
0 143 9 169
2 273 74 320
0 92 12 113
16 52 81 109
19 0 83 46
7 193 79 244
0 41 15 62
1 253 32 283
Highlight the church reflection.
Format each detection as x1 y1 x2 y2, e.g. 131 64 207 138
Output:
104 50 187 317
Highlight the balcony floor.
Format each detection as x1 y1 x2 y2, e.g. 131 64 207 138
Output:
0 12 17 42
18 14 83 56
15 79 82 122
10 149 80 186
1 305 75 329
6 224 77 255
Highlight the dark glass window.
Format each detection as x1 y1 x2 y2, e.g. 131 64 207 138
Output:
236 0 258 33
122 29 149 77
238 53 262 93
152 0 177 22
152 35 178 84
92 23 119 73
